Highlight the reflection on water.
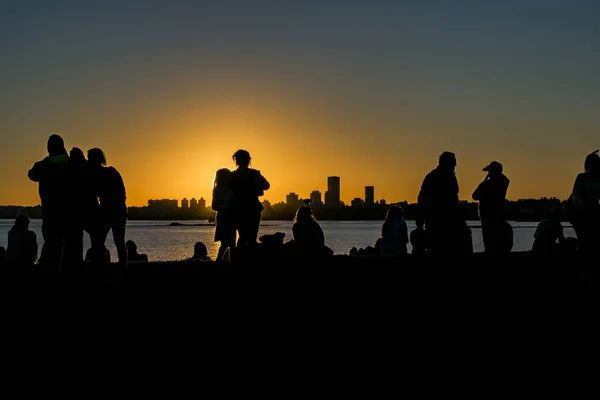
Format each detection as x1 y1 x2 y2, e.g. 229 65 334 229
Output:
0 219 575 262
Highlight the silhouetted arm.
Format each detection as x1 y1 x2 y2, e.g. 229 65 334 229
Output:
472 180 487 201
572 174 584 208
258 171 270 191
417 175 433 213
28 161 43 182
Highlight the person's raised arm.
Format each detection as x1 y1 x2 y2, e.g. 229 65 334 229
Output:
28 161 42 182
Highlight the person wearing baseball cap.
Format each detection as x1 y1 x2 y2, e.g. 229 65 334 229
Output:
472 160 512 254
570 150 600 255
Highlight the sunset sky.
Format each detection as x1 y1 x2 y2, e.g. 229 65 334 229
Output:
2 0 599 206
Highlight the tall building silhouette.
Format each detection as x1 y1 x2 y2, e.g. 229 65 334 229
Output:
286 192 300 207
190 198 198 209
181 198 189 209
310 190 322 205
325 176 340 208
365 186 374 205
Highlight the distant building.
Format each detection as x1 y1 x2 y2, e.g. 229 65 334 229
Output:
325 176 340 208
148 199 178 210
286 192 300 208
198 197 206 210
365 186 374 205
190 198 198 209
181 198 189 209
310 190 322 205
262 199 272 210
351 198 363 207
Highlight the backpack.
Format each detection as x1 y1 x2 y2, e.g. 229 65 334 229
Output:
212 187 232 212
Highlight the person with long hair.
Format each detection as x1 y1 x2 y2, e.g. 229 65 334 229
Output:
229 150 270 248
87 148 128 265
212 168 236 261
291 205 325 255
379 205 408 256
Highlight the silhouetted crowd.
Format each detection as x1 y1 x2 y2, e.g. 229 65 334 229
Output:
2 136 598 271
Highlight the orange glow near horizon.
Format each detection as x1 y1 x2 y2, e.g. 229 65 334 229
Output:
2 64 593 208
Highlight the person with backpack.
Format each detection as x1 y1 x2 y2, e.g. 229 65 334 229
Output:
212 168 236 261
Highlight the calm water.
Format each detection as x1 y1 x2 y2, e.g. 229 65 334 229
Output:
0 219 575 262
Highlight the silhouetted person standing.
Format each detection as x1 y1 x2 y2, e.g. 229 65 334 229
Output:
570 150 600 255
229 150 270 249
418 151 471 255
88 148 128 266
28 134 72 271
472 161 512 254
66 147 98 265
212 168 236 261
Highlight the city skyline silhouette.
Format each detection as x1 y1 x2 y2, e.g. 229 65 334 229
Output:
2 1 599 206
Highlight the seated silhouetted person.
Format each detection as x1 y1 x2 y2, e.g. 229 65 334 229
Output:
28 134 73 271
189 242 211 261
379 205 408 256
85 246 111 266
410 219 428 255
126 240 148 263
472 161 512 255
288 205 332 257
6 214 38 270
532 210 565 255
418 151 471 255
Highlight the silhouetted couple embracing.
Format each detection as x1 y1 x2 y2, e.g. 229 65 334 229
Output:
212 149 270 261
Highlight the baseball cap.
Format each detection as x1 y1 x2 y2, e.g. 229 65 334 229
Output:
483 161 503 173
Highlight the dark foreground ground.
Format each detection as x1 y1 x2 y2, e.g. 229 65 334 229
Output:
2 253 598 388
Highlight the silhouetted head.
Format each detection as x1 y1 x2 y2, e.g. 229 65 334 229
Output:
483 161 503 176
438 151 457 172
87 148 106 166
416 218 424 229
193 242 208 258
69 147 85 162
126 240 137 253
294 205 315 223
13 213 30 231
214 168 232 188
233 149 251 168
385 205 404 221
47 134 67 156
584 150 600 176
